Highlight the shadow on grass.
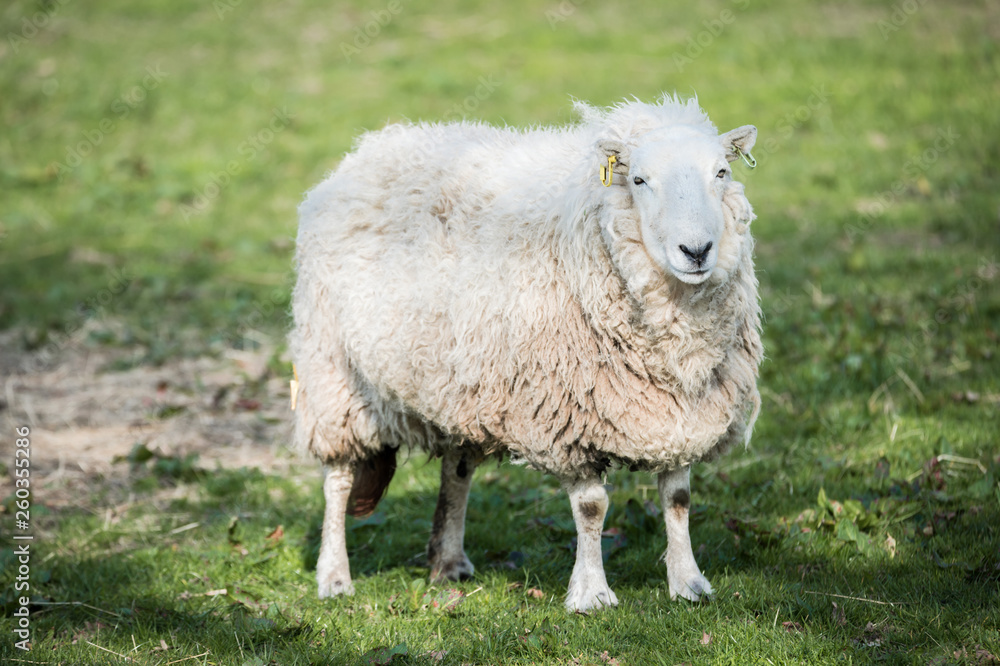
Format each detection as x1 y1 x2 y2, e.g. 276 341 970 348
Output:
4 462 997 664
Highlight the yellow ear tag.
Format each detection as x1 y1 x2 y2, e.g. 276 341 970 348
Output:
290 364 299 411
600 154 617 187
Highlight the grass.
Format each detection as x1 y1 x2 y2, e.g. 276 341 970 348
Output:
1 0 999 663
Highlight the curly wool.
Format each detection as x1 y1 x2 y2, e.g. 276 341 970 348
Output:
291 94 762 480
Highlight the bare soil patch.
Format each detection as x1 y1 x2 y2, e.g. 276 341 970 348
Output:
0 329 309 511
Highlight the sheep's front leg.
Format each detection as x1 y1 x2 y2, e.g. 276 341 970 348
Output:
658 465 713 601
563 476 618 612
427 449 477 582
317 463 355 597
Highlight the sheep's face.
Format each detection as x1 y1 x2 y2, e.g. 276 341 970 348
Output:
607 125 755 285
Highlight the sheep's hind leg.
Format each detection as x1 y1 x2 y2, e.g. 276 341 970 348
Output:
563 476 618 612
317 463 355 598
658 465 713 601
427 449 478 582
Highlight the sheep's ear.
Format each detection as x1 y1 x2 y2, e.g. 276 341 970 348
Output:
597 138 630 182
598 138 629 166
721 125 757 163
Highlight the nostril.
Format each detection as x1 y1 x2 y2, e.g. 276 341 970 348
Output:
679 242 712 265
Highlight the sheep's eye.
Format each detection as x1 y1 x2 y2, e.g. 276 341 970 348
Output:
716 168 728 179
633 176 645 185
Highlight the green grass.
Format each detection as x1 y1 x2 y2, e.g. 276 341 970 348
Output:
2 0 999 663
2 450 998 664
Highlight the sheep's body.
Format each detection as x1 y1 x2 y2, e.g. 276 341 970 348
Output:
292 95 763 610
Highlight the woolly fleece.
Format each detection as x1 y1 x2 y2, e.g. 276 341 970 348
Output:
291 94 763 482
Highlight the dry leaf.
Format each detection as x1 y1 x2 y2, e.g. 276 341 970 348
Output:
952 391 980 404
71 621 107 644
854 622 884 648
950 646 1000 664
700 632 712 645
782 621 804 633
831 602 846 627
235 397 262 411
974 647 1000 663
526 588 545 599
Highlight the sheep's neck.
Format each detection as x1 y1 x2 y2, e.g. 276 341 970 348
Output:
569 205 760 396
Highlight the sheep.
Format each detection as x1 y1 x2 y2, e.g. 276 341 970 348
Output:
290 94 762 612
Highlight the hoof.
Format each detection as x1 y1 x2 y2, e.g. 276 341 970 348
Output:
669 573 713 602
429 553 475 583
565 584 619 613
318 576 355 599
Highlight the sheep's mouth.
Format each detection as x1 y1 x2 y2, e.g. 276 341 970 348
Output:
671 267 712 285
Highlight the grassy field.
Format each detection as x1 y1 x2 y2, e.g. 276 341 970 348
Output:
1 0 999 663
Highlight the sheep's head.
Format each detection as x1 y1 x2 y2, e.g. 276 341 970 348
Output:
600 124 756 285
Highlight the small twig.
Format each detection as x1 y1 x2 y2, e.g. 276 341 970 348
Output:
718 455 766 473
867 380 891 413
34 601 123 618
466 586 484 597
907 454 989 482
168 522 201 535
803 590 901 606
165 651 210 664
87 641 135 662
509 492 562 518
761 386 792 410
937 454 987 474
895 368 925 404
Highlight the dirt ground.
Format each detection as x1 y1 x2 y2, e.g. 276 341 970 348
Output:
0 325 308 511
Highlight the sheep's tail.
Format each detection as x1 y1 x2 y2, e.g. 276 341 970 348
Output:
347 447 398 517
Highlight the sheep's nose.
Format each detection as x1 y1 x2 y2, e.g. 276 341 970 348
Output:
679 242 713 266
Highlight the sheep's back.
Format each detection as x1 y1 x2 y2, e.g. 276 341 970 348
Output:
296 123 583 433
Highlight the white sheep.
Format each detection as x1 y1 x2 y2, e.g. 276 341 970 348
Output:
291 94 762 612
